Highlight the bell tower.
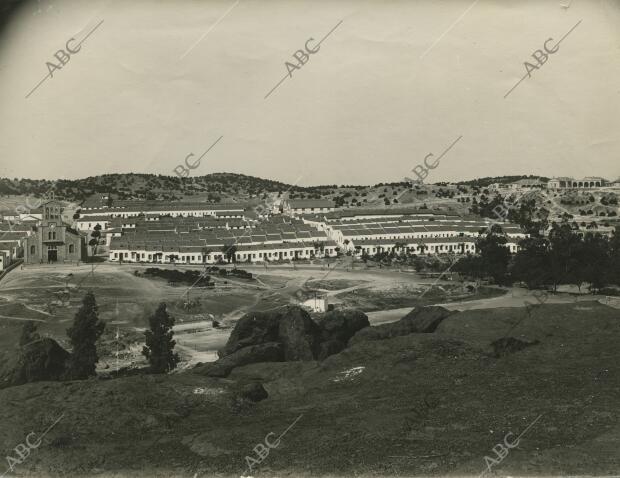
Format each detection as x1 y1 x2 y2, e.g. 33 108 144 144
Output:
43 199 63 227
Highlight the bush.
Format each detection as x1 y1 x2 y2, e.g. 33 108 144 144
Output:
142 268 213 287
230 269 253 280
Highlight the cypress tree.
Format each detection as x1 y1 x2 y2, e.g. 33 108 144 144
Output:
66 291 105 379
142 302 180 373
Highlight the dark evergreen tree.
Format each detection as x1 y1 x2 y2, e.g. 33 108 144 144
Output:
511 237 552 289
548 223 582 291
142 303 180 373
453 253 484 281
66 292 105 379
580 233 610 293
221 244 237 263
475 225 511 285
610 227 620 286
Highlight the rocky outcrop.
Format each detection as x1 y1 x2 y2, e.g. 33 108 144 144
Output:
278 308 321 361
350 306 454 344
1 339 70 388
316 309 370 360
207 306 370 377
219 311 281 357
317 339 347 361
205 342 284 377
319 309 370 344
400 306 455 333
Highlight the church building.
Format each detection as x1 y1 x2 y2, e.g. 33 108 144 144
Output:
23 200 84 263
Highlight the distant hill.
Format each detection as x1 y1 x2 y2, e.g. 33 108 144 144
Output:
0 173 554 210
457 175 549 187
0 173 311 203
0 174 435 208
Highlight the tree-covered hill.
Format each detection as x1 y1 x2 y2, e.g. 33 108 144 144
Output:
0 173 421 205
0 173 309 203
457 175 549 187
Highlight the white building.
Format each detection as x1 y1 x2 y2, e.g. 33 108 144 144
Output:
303 296 328 313
547 177 607 189
283 199 336 216
508 178 546 190
76 215 112 231
79 202 246 219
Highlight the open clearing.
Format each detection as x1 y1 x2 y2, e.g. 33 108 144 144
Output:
0 262 500 367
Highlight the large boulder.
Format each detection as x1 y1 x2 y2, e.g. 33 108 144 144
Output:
399 306 455 333
318 309 370 344
351 306 454 344
219 311 281 357
2 339 70 388
205 342 284 377
278 306 321 361
219 306 322 362
316 339 346 361
238 382 269 402
211 306 367 375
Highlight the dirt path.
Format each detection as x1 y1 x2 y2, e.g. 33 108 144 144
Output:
174 342 219 366
366 307 412 325
20 303 53 316
0 314 46 322
436 287 606 311
324 282 375 297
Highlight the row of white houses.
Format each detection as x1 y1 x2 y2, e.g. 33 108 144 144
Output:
348 236 520 256
79 203 246 219
108 236 521 265
109 240 339 264
302 213 527 249
107 210 527 264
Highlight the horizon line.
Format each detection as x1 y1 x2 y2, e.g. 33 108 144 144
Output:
1 172 618 189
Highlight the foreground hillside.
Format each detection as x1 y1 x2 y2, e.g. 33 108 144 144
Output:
0 301 619 477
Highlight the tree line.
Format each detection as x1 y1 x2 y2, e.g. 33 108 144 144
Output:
454 223 620 293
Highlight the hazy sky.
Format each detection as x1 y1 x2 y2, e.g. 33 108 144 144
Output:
0 0 619 186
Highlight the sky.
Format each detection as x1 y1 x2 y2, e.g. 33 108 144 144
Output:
0 0 619 186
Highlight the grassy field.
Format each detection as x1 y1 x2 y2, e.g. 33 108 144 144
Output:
0 301 619 477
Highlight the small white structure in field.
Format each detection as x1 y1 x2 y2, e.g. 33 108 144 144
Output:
303 296 328 313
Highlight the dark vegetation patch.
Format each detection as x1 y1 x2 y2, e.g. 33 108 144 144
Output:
490 336 540 358
136 268 214 287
